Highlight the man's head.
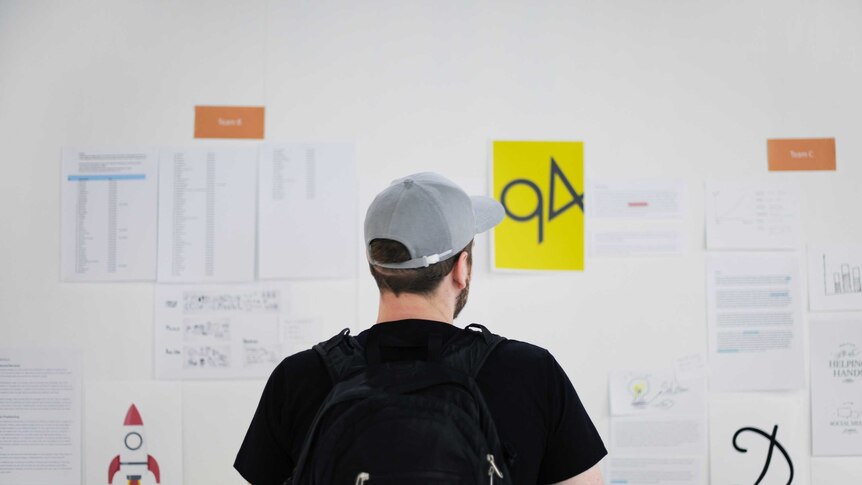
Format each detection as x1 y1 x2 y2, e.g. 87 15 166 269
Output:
364 173 503 320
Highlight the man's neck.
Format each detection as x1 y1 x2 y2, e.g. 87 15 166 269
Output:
376 291 454 325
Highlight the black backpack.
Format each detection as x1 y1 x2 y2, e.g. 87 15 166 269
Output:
288 324 514 485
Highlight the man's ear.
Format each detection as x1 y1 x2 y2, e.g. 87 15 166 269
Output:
452 251 470 290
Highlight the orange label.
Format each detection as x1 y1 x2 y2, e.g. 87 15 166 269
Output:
194 106 264 139
768 138 836 171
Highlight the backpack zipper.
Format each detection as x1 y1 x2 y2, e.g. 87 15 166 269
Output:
355 472 370 485
487 454 504 484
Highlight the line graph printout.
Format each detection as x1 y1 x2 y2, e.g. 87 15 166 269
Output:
157 147 257 283
61 148 158 281
258 142 357 279
706 253 804 391
154 283 298 379
705 180 801 250
808 245 862 311
810 318 862 456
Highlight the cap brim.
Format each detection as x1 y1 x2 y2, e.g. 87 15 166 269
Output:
471 195 505 234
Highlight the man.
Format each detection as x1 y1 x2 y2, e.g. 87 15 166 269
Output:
235 172 606 484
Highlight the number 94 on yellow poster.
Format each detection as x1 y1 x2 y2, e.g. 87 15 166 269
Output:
492 141 585 271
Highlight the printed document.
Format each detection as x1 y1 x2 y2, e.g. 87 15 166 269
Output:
258 142 357 279
157 147 257 283
810 318 862 456
0 348 81 484
61 148 158 281
706 253 804 391
705 180 801 250
589 177 687 220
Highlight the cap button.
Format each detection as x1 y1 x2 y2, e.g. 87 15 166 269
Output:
403 179 414 188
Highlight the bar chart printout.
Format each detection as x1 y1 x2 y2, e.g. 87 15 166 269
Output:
808 245 862 312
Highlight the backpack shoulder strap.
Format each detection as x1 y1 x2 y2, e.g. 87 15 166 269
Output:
438 323 506 378
312 328 366 384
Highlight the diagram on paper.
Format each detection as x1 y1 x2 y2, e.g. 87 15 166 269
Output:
808 246 862 311
154 283 303 379
705 181 801 250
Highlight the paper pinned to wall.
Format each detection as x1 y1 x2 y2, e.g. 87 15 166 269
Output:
492 141 585 271
807 245 862 312
606 456 702 485
706 253 804 391
258 142 358 279
153 283 297 379
609 368 706 417
709 394 808 485
157 146 257 283
589 177 687 220
0 348 81 484
810 318 862 456
85 381 182 485
705 180 801 250
61 147 158 281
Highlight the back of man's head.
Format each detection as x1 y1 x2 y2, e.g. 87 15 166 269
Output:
368 238 473 296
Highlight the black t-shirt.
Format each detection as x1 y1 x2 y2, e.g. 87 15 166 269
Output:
235 320 606 485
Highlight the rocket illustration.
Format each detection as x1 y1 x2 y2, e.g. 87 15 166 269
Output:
108 404 161 484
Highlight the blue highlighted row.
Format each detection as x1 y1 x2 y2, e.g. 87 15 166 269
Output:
68 174 146 181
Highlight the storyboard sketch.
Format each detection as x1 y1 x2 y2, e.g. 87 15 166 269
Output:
153 283 317 379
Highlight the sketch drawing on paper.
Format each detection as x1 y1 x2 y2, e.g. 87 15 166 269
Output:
108 404 161 484
183 345 230 368
627 373 688 411
822 254 862 296
712 191 753 226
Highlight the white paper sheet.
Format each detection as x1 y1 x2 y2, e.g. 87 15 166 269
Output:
61 148 158 281
590 228 686 258
709 395 808 485
606 456 702 485
85 381 182 485
154 283 305 379
0 348 81 484
705 180 801 250
157 146 257 283
589 177 687 220
706 253 804 391
611 415 707 456
810 318 862 456
258 142 357 279
808 245 862 312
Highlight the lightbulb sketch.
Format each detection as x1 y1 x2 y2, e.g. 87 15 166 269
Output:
823 254 862 296
626 374 688 410
628 377 650 406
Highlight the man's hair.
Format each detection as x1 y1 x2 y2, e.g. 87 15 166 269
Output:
368 239 473 296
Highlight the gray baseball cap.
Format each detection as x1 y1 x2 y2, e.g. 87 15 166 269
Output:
365 172 504 269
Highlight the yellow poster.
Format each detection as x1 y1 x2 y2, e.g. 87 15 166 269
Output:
492 141 584 271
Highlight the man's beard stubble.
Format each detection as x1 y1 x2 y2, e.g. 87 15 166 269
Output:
453 277 470 319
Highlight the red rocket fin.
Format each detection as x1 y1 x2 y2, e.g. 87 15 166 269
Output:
148 454 161 483
108 455 120 483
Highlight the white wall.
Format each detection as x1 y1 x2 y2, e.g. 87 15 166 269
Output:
1 0 861 483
